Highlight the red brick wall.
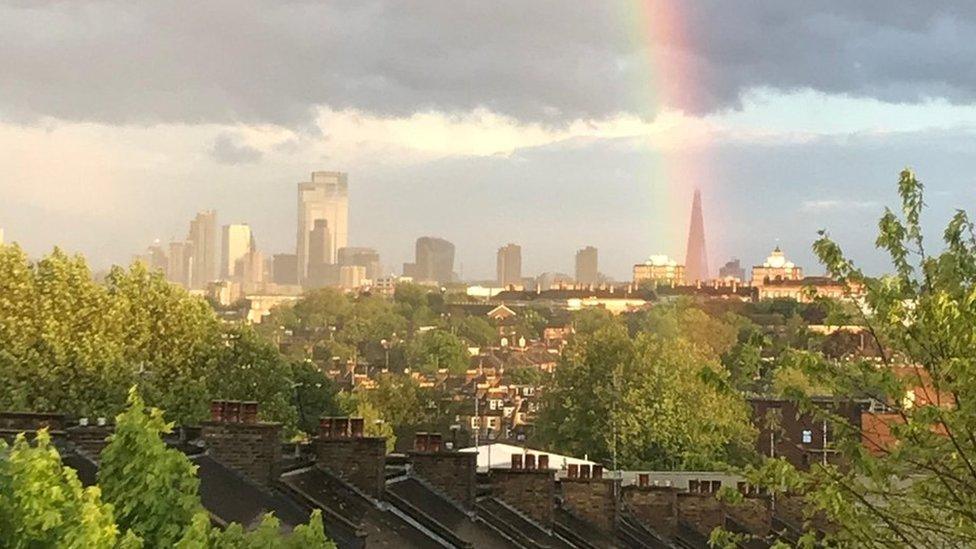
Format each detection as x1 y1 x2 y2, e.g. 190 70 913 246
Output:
315 437 387 498
410 451 477 508
201 421 282 488
622 486 678 536
491 469 555 526
561 478 617 533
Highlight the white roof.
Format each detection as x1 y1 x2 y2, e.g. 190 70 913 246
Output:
459 443 598 473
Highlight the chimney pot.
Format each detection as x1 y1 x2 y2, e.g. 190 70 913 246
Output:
511 454 523 470
538 454 549 469
414 432 429 452
319 417 333 438
525 454 536 470
332 417 350 438
592 465 603 478
567 464 579 478
350 417 365 438
210 400 225 422
580 464 591 479
242 401 258 424
225 401 241 423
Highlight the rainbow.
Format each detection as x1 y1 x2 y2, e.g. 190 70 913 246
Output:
622 1 713 268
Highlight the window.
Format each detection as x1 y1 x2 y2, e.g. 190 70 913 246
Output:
802 430 813 444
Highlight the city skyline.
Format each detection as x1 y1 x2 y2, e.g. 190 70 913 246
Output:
6 3 976 279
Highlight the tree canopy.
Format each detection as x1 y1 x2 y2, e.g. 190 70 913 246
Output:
743 169 976 547
537 320 755 470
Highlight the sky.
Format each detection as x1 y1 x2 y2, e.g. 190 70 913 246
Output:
3 1 976 280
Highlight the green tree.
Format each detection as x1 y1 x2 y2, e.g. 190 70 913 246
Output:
208 326 299 429
746 169 976 546
0 430 128 548
537 324 755 469
337 391 397 452
454 315 497 347
99 388 202 547
407 329 470 374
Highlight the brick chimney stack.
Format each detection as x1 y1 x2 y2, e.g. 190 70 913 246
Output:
315 416 387 498
489 452 557 527
202 400 282 488
409 431 477 509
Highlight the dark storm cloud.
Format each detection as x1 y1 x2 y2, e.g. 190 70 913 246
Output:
209 133 262 165
1 1 976 127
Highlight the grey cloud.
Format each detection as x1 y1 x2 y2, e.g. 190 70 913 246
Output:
2 1 976 127
209 133 262 165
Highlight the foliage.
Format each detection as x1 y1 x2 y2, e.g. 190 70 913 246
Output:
453 315 497 347
99 387 202 547
0 430 127 548
746 169 976 546
505 365 546 385
0 248 324 433
537 322 755 469
631 303 739 357
0 387 336 548
337 392 397 452
406 329 470 374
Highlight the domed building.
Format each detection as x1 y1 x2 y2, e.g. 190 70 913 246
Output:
751 246 803 286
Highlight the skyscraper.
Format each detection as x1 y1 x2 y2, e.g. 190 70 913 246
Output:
413 237 454 284
188 210 218 290
719 258 745 282
307 219 332 269
496 243 522 287
575 246 598 286
684 189 709 282
271 254 299 285
337 247 381 281
297 171 348 283
167 241 192 287
221 223 252 279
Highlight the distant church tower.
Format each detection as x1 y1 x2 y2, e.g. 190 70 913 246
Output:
684 189 709 282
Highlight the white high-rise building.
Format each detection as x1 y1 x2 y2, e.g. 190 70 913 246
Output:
221 224 252 279
297 171 348 283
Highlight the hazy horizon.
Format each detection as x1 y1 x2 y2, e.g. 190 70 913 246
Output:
4 2 976 280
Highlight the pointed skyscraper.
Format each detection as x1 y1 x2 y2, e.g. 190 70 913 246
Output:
684 189 709 282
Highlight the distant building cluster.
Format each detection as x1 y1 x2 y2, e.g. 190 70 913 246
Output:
125 171 862 323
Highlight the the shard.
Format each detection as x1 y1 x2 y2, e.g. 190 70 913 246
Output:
684 189 709 282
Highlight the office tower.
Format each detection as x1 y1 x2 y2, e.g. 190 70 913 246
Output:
339 265 367 289
221 224 252 279
496 243 522 287
146 241 168 273
337 247 381 280
414 236 455 284
297 171 348 282
188 210 218 289
167 241 192 287
719 258 745 282
308 219 332 269
236 248 264 292
272 254 299 285
575 246 598 286
684 189 709 282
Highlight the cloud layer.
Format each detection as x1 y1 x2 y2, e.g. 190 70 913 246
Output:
3 1 976 128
